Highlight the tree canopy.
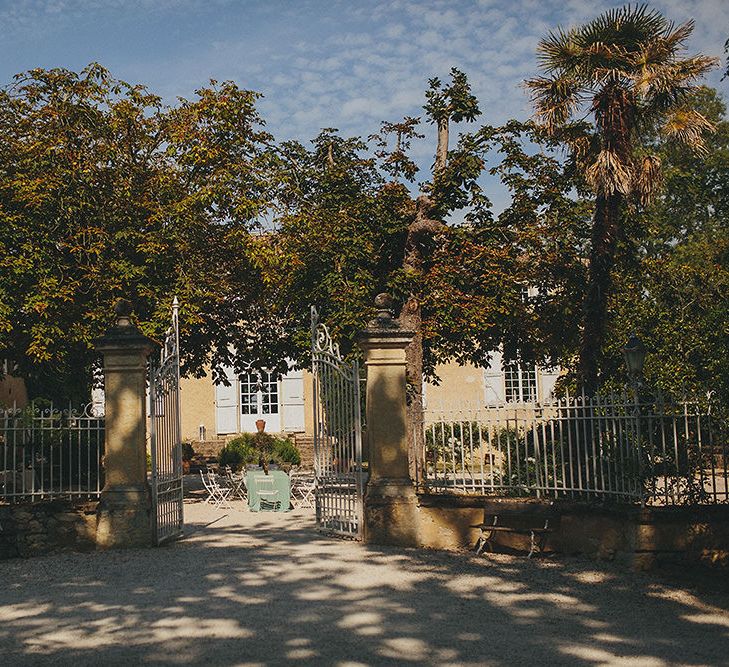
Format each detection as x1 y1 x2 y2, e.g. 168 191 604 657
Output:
0 64 277 401
526 3 718 394
1 18 725 417
605 87 729 409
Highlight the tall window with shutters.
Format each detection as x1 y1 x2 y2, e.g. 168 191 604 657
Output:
504 362 538 403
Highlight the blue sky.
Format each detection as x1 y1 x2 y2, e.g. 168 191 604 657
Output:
1 0 727 205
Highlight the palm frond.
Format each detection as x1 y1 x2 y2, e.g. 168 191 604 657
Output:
585 148 633 196
661 19 695 51
668 55 721 85
635 154 662 206
536 28 582 74
528 3 715 169
524 75 583 133
661 108 715 154
579 4 670 53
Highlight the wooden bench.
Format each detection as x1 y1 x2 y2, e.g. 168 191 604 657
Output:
474 504 557 558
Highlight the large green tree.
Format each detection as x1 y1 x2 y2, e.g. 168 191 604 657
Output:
526 4 718 394
0 64 276 402
256 81 589 479
604 87 729 409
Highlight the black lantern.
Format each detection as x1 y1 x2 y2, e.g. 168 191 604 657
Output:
622 333 646 381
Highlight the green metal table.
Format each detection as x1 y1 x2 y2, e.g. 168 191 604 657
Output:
246 469 291 512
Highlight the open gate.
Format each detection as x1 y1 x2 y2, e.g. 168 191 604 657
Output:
149 297 183 545
311 307 364 538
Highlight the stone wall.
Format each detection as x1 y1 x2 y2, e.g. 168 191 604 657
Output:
408 495 729 567
0 373 28 408
292 435 315 469
0 500 98 559
191 439 227 460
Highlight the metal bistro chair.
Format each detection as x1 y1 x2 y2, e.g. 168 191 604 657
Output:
251 473 281 511
224 465 247 502
200 470 232 509
290 470 315 509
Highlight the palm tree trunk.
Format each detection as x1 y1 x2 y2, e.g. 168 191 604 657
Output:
579 192 621 396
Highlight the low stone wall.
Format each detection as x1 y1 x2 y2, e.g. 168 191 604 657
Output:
292 435 315 469
411 495 729 567
190 439 227 459
0 500 98 559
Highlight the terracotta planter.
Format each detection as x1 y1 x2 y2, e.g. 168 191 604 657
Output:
255 419 266 433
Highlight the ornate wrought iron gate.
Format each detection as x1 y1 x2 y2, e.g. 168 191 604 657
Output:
149 297 183 544
311 307 364 538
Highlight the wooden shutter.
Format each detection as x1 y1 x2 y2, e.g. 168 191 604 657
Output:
483 351 505 406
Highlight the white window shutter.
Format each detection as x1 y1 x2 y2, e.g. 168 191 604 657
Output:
539 366 560 402
483 351 505 406
280 368 305 432
215 365 239 435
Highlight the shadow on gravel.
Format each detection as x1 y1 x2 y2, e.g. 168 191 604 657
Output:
1 506 729 666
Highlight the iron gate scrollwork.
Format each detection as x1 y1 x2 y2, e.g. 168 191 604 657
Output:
311 306 364 538
149 297 184 544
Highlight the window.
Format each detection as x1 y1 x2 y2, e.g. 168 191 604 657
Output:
240 373 258 415
260 372 278 415
504 362 538 403
240 371 279 416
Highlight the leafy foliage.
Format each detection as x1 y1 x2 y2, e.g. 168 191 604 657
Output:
525 4 718 393
218 435 257 472
0 64 277 401
604 87 729 411
218 432 300 472
255 115 589 381
181 442 196 461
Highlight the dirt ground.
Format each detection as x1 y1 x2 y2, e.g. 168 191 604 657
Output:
1 497 729 666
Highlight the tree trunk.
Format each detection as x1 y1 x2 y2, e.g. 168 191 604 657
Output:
398 196 445 486
579 193 622 396
435 117 449 173
399 297 425 486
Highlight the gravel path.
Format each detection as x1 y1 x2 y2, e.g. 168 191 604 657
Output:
1 498 729 666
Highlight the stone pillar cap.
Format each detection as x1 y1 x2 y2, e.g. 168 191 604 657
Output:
356 293 414 348
95 299 159 353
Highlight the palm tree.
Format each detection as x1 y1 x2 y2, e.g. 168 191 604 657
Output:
525 4 717 395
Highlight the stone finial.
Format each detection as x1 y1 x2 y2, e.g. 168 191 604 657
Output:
372 293 396 328
113 299 133 328
96 298 156 351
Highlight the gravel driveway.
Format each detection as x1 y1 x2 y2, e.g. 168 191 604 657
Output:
1 498 728 666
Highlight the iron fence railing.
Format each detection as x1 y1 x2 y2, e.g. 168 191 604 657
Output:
421 393 728 506
0 401 105 503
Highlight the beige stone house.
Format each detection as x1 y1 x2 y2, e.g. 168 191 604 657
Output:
0 361 28 408
179 352 559 442
2 355 558 443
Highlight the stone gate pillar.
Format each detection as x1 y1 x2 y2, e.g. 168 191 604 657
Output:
357 294 419 546
95 300 157 548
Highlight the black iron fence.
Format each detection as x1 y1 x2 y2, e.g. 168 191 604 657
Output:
421 392 727 506
0 402 105 502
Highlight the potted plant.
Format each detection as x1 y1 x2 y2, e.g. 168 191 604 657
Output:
181 441 195 474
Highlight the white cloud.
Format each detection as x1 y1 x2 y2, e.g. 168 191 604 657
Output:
2 0 726 208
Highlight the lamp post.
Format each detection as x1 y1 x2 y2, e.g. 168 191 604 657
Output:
622 333 647 391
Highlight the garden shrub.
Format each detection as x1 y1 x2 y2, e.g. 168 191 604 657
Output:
218 434 257 472
272 438 301 468
218 433 301 472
